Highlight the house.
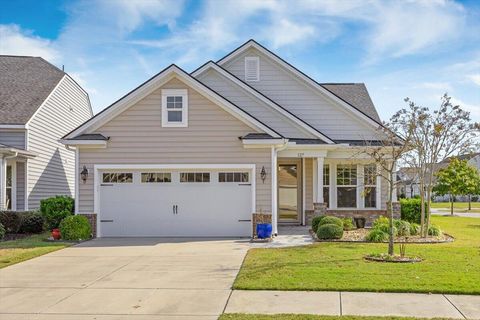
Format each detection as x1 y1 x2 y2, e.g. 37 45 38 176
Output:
61 40 398 237
0 56 93 211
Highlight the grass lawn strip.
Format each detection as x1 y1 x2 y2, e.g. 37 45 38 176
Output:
0 232 71 268
234 216 480 294
220 314 453 320
431 202 480 213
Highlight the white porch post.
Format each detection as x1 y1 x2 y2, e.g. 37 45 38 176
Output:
0 157 5 210
271 147 278 235
315 157 324 203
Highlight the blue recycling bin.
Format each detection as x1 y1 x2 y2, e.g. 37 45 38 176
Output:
256 223 272 239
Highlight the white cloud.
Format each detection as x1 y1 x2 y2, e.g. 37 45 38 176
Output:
417 82 452 91
0 24 60 63
450 96 480 119
467 74 480 86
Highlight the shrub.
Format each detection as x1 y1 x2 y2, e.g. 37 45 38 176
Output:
311 215 325 233
428 224 442 236
59 215 91 241
40 196 74 230
371 216 397 236
0 211 22 233
0 223 5 240
366 229 388 242
400 198 427 223
342 217 355 231
394 219 411 236
318 216 343 228
373 216 389 228
316 223 344 240
19 212 44 234
410 223 421 236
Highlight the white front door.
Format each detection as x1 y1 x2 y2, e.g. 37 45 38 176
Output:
99 169 253 237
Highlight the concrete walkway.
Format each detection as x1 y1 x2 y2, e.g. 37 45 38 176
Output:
225 290 480 319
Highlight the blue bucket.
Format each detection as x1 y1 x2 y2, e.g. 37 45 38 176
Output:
256 223 272 239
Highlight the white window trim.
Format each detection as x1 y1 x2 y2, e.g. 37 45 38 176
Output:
161 89 188 127
245 56 260 82
362 164 378 209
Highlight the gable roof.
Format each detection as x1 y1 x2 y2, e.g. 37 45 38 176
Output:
217 40 384 130
192 61 335 143
63 64 281 140
0 56 65 125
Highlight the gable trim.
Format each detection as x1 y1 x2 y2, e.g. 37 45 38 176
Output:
192 61 335 144
63 64 281 140
218 40 384 130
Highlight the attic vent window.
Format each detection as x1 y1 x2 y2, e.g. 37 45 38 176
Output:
245 56 259 82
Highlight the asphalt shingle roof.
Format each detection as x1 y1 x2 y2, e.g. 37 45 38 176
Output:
321 83 381 122
0 56 65 124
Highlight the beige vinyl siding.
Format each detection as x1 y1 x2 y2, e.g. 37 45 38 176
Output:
222 48 380 140
78 77 272 214
197 69 314 139
27 75 92 209
0 130 26 149
16 162 25 211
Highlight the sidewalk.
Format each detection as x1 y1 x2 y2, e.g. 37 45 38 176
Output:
225 290 480 319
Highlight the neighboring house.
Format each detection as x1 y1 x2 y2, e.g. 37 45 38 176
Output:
62 40 395 237
397 152 480 200
0 56 93 211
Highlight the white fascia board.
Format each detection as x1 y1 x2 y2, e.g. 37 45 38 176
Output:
192 62 334 143
65 65 280 139
94 164 256 170
0 125 26 129
60 139 107 147
218 41 383 131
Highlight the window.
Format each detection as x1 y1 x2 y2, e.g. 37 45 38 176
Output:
219 172 249 183
6 165 12 210
364 164 377 208
245 56 259 82
323 164 330 207
336 164 357 208
141 172 171 183
162 89 188 127
180 172 210 183
102 173 133 183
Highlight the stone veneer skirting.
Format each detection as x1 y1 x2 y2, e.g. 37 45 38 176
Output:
78 213 97 238
252 213 272 238
312 202 400 226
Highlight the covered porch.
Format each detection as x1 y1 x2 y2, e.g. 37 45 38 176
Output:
0 144 35 211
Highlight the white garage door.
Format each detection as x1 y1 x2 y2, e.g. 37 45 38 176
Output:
98 168 253 237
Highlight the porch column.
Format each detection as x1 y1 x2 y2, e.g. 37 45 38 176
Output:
315 157 324 203
0 157 5 210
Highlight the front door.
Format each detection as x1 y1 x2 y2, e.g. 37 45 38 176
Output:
278 160 302 223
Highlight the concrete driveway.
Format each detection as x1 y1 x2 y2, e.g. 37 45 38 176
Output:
0 237 250 319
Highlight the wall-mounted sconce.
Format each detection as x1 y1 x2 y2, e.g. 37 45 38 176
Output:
80 165 89 183
260 166 267 183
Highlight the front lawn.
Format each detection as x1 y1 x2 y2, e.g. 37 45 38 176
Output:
431 201 480 213
220 314 452 320
0 232 71 268
234 216 480 294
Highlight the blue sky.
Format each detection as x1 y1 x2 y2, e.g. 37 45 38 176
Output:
1 0 479 121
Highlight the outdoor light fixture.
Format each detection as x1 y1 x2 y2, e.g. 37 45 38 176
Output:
80 165 89 183
260 166 267 183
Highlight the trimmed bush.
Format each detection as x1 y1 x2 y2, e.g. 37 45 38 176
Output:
19 212 44 234
0 223 5 240
400 198 427 223
410 223 421 236
371 216 397 236
394 219 411 236
428 224 442 236
318 216 343 228
0 211 22 233
366 229 388 242
311 215 325 233
316 223 344 240
373 216 389 228
40 196 74 230
342 217 355 231
59 215 91 241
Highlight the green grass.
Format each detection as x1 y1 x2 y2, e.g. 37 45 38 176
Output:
234 216 480 294
431 202 480 213
0 232 71 268
220 314 452 320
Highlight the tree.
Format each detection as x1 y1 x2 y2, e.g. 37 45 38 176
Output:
396 94 479 236
360 114 412 255
434 158 480 215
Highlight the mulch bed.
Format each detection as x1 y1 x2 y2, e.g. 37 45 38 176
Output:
365 254 423 263
310 228 454 243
